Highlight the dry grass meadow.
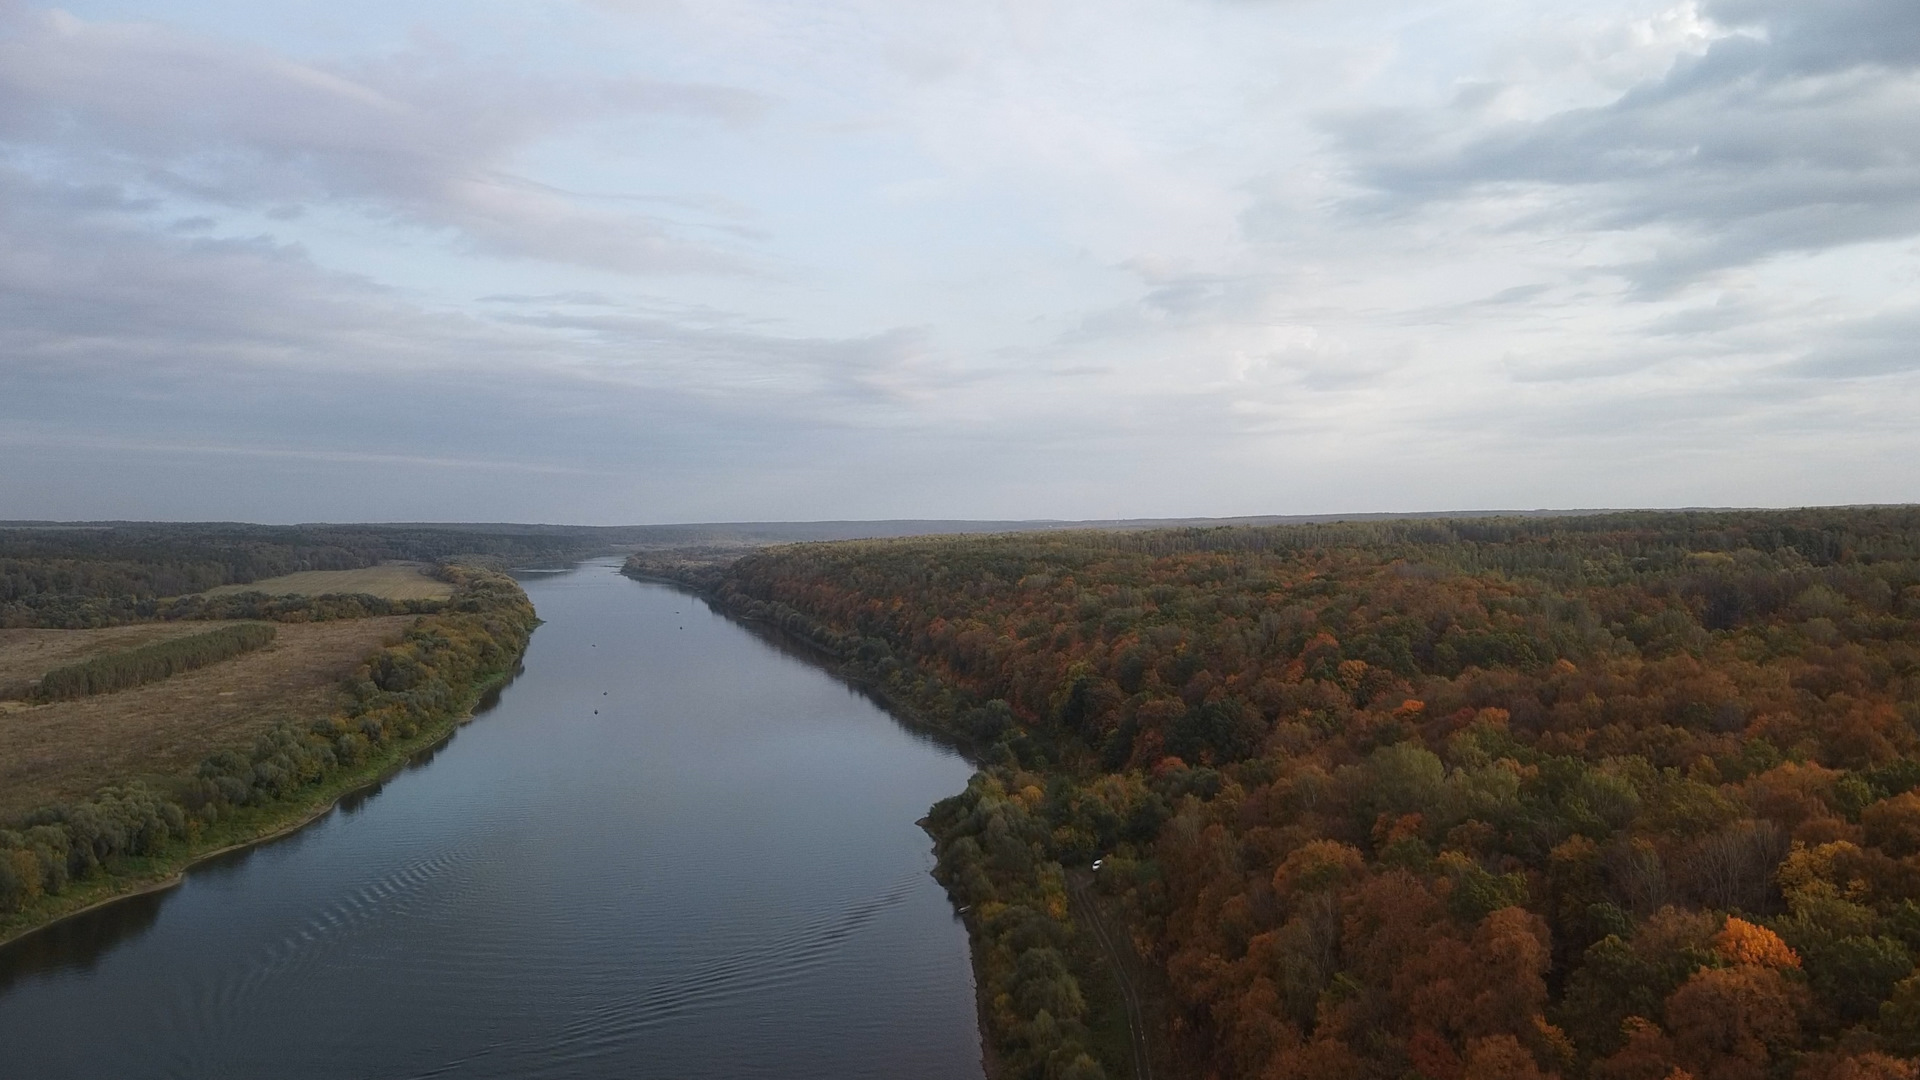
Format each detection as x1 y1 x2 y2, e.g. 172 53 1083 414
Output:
202 562 453 601
0 616 412 819
0 622 257 692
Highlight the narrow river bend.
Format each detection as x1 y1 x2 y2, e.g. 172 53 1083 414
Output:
0 560 985 1080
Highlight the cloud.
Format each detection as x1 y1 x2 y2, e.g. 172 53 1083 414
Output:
0 4 767 274
0 160 960 415
0 0 1915 522
498 309 970 405
1780 307 1920 380
0 154 994 521
1326 0 1920 291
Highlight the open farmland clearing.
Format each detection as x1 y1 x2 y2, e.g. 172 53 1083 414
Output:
0 622 257 693
202 563 452 601
0 616 412 818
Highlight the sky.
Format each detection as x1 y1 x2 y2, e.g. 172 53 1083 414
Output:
1 0 1916 524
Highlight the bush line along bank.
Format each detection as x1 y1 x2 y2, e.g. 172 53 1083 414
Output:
0 566 537 929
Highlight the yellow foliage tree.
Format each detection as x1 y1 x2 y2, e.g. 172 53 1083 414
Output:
1713 918 1801 970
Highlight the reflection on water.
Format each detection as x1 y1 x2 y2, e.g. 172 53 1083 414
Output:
0 888 166 990
0 561 983 1080
693 592 964 756
0 665 535 993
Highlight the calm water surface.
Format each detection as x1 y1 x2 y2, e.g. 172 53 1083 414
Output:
0 560 984 1079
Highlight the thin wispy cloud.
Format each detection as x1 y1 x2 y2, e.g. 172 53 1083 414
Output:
1329 0 1920 292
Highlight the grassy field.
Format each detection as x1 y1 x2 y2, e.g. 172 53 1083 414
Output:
203 562 453 601
0 651 521 948
0 622 258 692
0 617 411 819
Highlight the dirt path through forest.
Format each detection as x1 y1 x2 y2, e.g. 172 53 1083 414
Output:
1067 868 1153 1080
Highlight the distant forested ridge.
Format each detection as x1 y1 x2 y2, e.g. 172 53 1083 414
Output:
0 523 598 627
633 507 1920 1080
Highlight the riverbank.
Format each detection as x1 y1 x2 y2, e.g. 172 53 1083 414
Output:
621 565 981 751
0 567 538 947
0 616 417 819
0 664 519 950
1 559 984 1078
625 557 1136 1080
630 564 1012 1072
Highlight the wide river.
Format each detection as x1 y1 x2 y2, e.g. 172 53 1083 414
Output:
0 560 985 1079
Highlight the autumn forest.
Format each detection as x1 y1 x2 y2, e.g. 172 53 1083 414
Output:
636 508 1920 1080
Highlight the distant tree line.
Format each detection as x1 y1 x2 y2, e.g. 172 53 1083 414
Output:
158 590 446 624
4 581 449 633
0 522 600 628
632 506 1920 1080
0 567 537 921
24 623 277 701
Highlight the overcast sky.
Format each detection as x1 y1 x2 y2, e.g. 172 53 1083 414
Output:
2 0 1915 524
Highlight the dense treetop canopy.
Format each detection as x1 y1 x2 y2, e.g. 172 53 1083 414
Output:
659 508 1920 1080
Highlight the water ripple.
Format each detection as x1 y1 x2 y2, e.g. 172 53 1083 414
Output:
538 868 927 1066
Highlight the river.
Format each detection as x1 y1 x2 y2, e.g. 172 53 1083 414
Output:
0 560 985 1079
